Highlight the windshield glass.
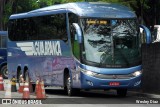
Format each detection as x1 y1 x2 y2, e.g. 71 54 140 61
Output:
80 18 141 68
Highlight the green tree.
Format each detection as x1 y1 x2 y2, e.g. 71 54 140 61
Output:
2 0 63 30
0 0 9 30
1 0 160 30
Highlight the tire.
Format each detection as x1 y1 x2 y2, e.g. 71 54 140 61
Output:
23 70 35 92
1 65 8 79
66 75 79 96
117 89 127 97
17 70 22 83
24 70 29 82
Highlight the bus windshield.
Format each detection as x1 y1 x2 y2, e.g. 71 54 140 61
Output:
80 18 141 68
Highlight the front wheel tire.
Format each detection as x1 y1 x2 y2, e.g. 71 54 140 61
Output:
66 76 79 96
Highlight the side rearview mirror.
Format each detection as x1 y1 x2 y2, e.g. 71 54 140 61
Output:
72 23 82 43
153 25 160 42
139 25 151 44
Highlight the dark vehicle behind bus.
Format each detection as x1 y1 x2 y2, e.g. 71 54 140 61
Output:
0 31 7 79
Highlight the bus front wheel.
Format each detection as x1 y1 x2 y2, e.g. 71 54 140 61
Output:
117 89 127 97
66 76 79 96
66 76 73 96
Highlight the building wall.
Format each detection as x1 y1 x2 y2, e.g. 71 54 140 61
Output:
142 42 160 94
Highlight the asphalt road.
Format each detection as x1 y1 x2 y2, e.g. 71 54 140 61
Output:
0 80 160 107
43 87 160 104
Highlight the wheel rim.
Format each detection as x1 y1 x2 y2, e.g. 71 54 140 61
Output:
67 77 71 95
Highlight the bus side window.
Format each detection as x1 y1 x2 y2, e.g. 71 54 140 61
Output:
70 26 80 59
8 14 68 41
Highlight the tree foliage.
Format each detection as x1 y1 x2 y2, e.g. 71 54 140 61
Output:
0 0 160 30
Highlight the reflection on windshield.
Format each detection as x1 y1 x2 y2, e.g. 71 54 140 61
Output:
81 18 141 67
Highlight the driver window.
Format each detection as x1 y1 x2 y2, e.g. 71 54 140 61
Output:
70 26 80 59
115 38 128 49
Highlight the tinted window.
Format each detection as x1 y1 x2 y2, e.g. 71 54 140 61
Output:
8 13 67 41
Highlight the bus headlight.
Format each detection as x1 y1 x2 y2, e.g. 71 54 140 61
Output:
78 67 98 76
85 70 97 76
132 70 142 77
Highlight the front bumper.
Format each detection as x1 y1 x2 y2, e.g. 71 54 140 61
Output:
80 72 141 89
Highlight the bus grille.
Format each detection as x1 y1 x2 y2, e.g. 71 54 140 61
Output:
93 74 134 79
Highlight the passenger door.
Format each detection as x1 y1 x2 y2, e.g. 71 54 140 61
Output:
70 25 81 88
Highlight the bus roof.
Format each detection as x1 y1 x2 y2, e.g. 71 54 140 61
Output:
9 2 136 19
0 31 8 36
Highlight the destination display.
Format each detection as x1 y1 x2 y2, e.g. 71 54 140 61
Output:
86 19 108 25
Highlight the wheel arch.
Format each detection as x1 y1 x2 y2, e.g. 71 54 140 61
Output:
23 66 29 81
23 66 28 72
16 66 22 82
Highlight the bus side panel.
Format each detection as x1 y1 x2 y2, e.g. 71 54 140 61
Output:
71 61 81 88
8 40 74 86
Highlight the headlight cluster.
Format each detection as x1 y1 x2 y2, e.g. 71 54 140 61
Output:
132 70 142 77
78 66 98 76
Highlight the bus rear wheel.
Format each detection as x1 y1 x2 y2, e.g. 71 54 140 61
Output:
24 70 30 82
16 70 22 84
23 70 35 92
117 89 127 97
1 65 8 79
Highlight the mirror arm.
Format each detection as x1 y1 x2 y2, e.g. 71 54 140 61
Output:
140 25 151 44
72 23 82 43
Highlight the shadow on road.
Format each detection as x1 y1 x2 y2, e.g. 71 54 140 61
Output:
44 89 140 104
45 89 67 96
45 89 130 98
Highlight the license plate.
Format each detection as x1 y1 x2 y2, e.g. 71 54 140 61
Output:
109 82 120 86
